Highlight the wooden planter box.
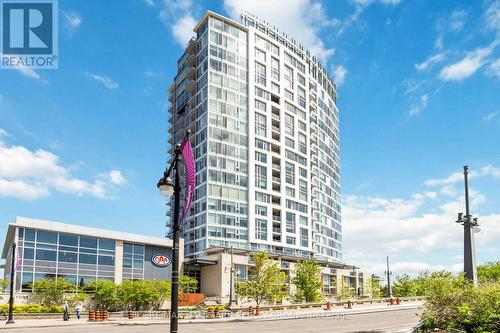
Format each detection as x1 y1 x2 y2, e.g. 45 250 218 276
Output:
179 293 204 306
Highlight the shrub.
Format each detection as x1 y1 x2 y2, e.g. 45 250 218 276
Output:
0 304 63 313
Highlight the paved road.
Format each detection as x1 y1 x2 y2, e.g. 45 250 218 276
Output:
3 309 422 333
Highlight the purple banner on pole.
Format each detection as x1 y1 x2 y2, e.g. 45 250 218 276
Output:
180 134 195 223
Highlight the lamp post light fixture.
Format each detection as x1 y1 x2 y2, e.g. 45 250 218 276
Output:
456 165 479 287
385 256 392 298
157 130 195 333
6 242 16 325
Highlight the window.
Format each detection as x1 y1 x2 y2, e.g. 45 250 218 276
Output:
285 114 294 136
298 87 306 108
255 205 267 216
255 48 266 62
58 251 77 263
36 249 56 261
284 65 293 89
285 137 295 149
99 239 115 251
271 82 280 94
59 233 78 246
297 73 305 86
256 219 267 240
255 151 267 163
286 236 296 245
255 138 269 151
300 215 308 226
298 120 306 131
37 231 57 244
235 265 247 280
255 99 266 112
300 228 308 247
286 186 295 197
255 165 267 189
79 253 97 264
299 167 307 178
80 237 97 249
255 192 270 203
255 62 266 86
271 57 280 81
285 90 294 101
299 179 307 201
298 133 307 154
255 113 267 137
286 212 296 233
285 162 295 185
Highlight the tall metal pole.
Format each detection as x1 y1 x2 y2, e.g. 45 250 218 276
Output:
6 242 16 324
170 146 181 333
386 256 392 298
229 246 236 308
463 166 477 286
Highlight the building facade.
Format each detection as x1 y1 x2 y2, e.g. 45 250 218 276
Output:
2 217 182 292
168 11 341 265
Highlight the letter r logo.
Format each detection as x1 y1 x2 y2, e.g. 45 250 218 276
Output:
2 2 53 54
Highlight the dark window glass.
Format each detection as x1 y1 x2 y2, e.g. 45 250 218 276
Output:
19 228 24 239
58 251 78 263
133 244 144 255
24 241 35 248
99 239 115 251
59 233 78 246
35 273 56 281
22 272 33 291
59 245 77 252
24 248 34 260
59 275 77 285
80 237 97 248
79 247 97 254
98 255 114 266
36 249 56 261
78 276 96 288
37 231 57 244
133 259 143 269
79 253 97 264
123 243 133 254
123 258 132 268
25 229 35 241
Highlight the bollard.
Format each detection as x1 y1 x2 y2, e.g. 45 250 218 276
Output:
88 309 95 321
128 311 133 319
389 298 394 306
255 305 260 316
396 298 400 305
104 309 109 320
214 308 220 318
97 309 102 321
207 308 213 319
248 306 254 316
347 300 352 309
325 301 331 310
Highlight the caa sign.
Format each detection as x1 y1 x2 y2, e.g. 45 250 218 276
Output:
151 255 171 267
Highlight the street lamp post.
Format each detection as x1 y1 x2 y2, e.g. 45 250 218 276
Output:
157 144 182 333
456 165 479 286
6 242 16 324
229 246 238 309
385 256 392 298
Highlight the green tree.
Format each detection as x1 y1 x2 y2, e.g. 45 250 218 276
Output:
292 258 323 303
477 261 500 282
179 275 198 293
32 278 77 306
392 274 418 297
144 280 171 310
370 277 382 298
236 252 287 305
85 279 118 310
117 280 159 311
0 279 8 293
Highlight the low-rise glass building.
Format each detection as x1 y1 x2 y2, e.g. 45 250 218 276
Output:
2 217 183 292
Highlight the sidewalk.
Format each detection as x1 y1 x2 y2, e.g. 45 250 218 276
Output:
0 301 424 330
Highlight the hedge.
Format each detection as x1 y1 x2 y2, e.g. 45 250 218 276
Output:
0 304 63 313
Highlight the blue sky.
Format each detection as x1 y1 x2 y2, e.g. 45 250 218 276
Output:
0 0 499 276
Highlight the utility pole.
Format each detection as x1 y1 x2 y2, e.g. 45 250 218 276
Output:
6 242 16 324
456 166 479 286
385 256 392 298
229 246 237 308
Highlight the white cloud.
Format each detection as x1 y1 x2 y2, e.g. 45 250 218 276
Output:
159 0 198 46
439 44 496 81
415 52 446 71
408 94 428 116
171 15 197 46
223 0 336 64
332 65 348 86
144 0 156 7
487 57 500 78
482 111 499 123
449 9 467 31
85 73 119 90
424 164 500 186
380 0 401 5
61 10 82 29
434 34 444 50
343 168 500 277
16 68 48 84
486 0 500 31
0 130 125 200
